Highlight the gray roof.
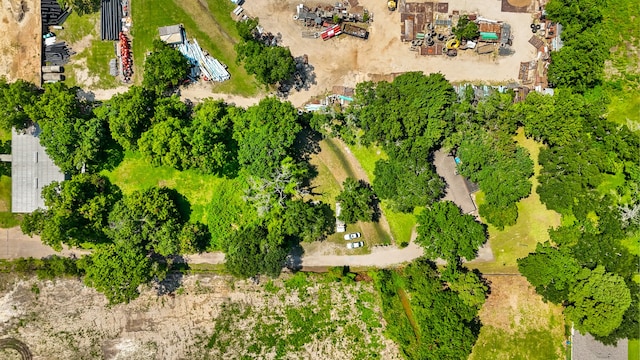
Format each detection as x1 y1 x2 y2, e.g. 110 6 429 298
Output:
11 126 66 213
572 331 627 360
158 24 185 45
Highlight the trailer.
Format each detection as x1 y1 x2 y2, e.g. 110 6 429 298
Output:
341 23 368 39
42 73 65 81
321 24 341 40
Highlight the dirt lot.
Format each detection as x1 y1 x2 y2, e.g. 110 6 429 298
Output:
0 273 400 359
0 0 41 84
245 0 536 105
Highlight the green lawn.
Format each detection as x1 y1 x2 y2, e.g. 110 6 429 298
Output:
131 0 259 95
469 130 561 273
0 176 21 228
103 151 238 225
629 339 639 360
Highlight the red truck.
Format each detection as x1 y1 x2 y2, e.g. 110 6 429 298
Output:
321 24 342 40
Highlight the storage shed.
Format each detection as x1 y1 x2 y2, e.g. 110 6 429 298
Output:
158 24 186 45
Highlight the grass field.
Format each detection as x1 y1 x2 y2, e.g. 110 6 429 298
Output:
629 339 639 360
131 0 259 95
469 275 565 360
469 130 561 273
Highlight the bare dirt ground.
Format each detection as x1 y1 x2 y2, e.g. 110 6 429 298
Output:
0 273 400 359
0 0 41 84
245 0 537 105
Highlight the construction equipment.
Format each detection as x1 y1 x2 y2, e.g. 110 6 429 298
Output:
387 0 396 11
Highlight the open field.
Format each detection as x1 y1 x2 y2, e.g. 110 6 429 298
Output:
469 129 561 273
0 0 41 84
0 272 400 359
469 275 566 360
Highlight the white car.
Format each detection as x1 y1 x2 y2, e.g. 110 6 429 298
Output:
343 232 361 240
347 241 364 249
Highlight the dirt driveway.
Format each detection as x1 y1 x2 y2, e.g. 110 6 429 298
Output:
245 0 536 105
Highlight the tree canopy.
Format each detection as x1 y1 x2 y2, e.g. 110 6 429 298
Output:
416 201 487 262
336 178 377 224
142 40 190 95
453 16 479 41
0 78 39 131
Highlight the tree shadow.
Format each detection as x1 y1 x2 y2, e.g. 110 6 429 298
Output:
285 243 305 272
164 188 192 222
155 268 184 296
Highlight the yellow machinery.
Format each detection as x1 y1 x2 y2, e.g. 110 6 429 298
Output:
388 0 397 11
446 38 460 49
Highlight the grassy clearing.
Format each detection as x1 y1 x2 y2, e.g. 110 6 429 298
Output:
470 130 561 273
131 0 259 95
0 176 20 228
102 151 234 225
629 339 639 360
469 275 565 360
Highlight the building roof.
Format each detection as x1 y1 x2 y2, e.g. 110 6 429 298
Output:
11 126 66 213
158 24 185 45
572 331 627 360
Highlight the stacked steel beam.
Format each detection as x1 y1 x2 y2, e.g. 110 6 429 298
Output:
177 38 230 82
42 0 70 26
101 0 122 40
44 42 75 65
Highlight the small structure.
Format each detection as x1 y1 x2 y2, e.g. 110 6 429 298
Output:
158 24 186 45
11 126 66 213
335 202 346 232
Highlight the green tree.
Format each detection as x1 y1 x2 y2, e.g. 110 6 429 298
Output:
224 224 289 278
235 40 296 85
0 78 39 131
95 86 156 150
373 157 444 213
57 0 100 15
281 199 335 242
518 242 583 303
138 117 190 169
187 99 238 175
21 174 122 250
80 243 162 304
444 267 489 310
142 40 190 94
233 97 301 178
566 266 632 337
336 178 377 224
416 201 487 262
453 15 479 41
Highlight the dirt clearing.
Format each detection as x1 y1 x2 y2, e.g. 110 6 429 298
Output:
470 275 566 360
0 0 41 84
0 273 400 359
244 0 536 105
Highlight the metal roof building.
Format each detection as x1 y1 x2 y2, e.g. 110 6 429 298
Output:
11 126 66 213
158 24 186 45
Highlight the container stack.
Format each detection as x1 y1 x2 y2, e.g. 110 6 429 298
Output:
101 0 123 40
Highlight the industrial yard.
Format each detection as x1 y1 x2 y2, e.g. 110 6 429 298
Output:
244 0 538 105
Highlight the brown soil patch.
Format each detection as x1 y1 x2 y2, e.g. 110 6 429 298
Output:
0 0 41 84
507 0 531 7
479 275 564 333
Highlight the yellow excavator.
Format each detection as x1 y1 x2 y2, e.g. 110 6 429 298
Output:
388 0 396 11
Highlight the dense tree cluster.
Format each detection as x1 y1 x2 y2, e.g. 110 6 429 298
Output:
416 201 487 263
142 40 191 95
235 19 296 85
375 259 486 359
453 15 479 41
352 72 455 212
335 178 377 224
545 0 609 91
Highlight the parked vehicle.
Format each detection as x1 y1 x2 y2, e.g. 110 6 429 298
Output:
342 23 369 39
347 241 364 249
343 232 361 240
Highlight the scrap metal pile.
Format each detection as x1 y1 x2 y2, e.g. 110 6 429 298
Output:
177 38 230 82
41 0 70 26
118 32 133 82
